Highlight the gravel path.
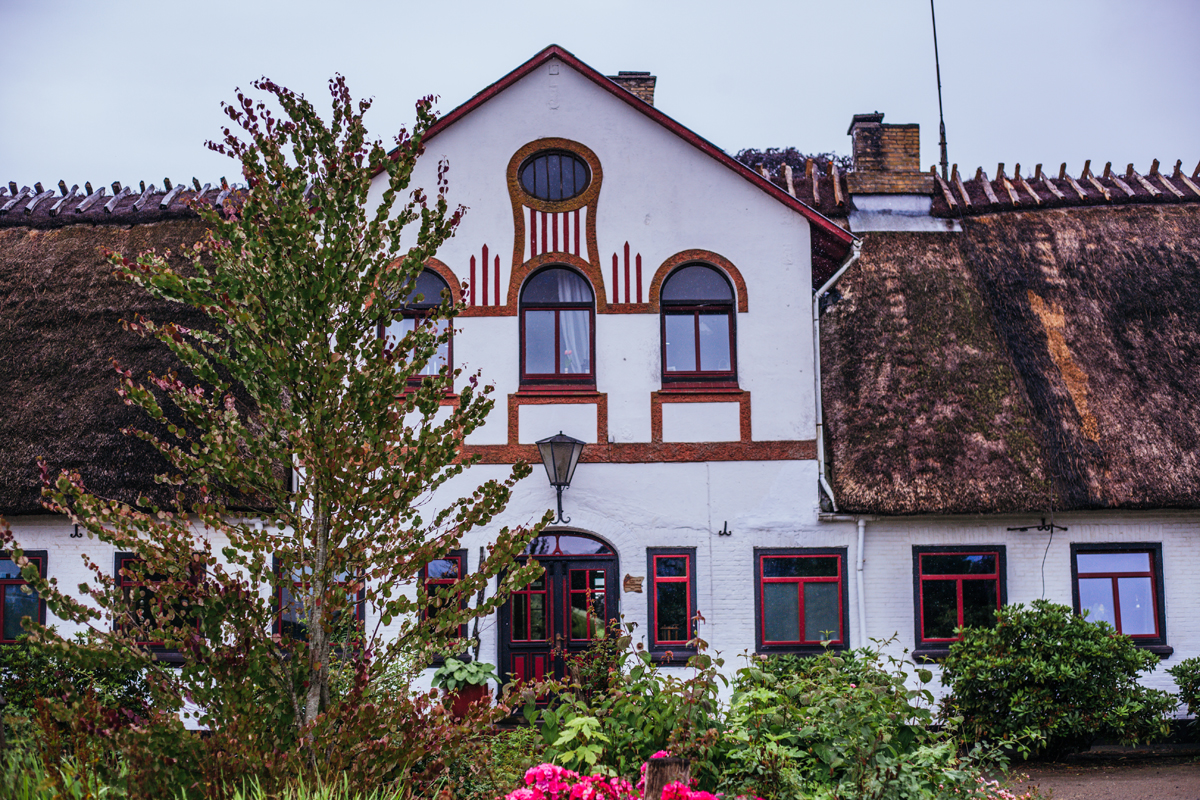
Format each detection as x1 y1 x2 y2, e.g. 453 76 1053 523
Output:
1007 755 1200 800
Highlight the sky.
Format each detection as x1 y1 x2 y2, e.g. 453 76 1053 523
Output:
3 0 1198 191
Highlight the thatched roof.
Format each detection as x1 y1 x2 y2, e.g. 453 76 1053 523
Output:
822 203 1200 515
0 218 213 515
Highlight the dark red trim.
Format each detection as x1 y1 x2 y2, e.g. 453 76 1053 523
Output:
378 45 853 252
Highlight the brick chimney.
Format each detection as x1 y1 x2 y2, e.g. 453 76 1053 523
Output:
608 71 656 106
846 112 933 194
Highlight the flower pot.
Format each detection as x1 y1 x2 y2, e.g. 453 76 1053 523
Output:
448 683 490 717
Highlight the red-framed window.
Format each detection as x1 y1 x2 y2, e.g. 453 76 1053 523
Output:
421 550 468 639
519 267 595 386
380 269 452 384
568 569 606 641
754 548 848 653
510 573 550 643
661 264 736 387
274 560 365 643
913 547 1005 649
114 553 202 651
1 551 46 643
1071 544 1165 641
647 548 696 654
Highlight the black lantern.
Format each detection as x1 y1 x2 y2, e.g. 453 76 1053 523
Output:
536 431 586 524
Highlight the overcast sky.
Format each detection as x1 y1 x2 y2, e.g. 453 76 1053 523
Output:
3 0 1198 191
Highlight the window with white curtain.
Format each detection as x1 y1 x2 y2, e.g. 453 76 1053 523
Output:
519 267 595 385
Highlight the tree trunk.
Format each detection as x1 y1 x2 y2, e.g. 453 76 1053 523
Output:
644 756 690 800
304 510 331 725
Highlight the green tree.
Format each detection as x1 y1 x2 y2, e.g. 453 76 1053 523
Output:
2 75 544 794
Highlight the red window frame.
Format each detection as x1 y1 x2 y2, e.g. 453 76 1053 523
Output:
379 269 454 387
1 551 46 644
421 550 468 639
510 574 551 643
647 549 696 652
519 267 596 387
567 568 607 641
115 553 202 650
755 549 847 652
660 265 737 387
914 548 1004 647
1072 546 1163 639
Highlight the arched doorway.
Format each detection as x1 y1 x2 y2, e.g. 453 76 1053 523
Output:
498 530 619 686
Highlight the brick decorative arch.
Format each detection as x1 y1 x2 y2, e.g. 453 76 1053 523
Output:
648 250 748 313
505 252 608 313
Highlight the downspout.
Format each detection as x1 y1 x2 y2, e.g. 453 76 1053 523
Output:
813 239 862 512
856 517 868 648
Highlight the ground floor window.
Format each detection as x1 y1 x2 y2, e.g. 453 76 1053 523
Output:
1 551 46 643
912 546 1005 653
422 549 468 639
647 548 696 656
274 560 365 643
754 548 848 653
1071 543 1166 647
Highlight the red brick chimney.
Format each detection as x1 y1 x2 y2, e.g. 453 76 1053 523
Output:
847 112 933 194
608 71 656 106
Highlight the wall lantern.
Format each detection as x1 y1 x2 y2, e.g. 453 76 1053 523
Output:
536 431 586 524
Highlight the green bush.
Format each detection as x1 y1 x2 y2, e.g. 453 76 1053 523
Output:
941 600 1175 757
721 646 992 799
1166 655 1200 717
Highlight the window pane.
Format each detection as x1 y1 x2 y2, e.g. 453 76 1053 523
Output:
512 595 528 640
547 154 562 200
280 585 308 640
4 584 38 640
664 314 697 372
1117 577 1156 635
0 558 20 579
922 554 996 575
1077 552 1151 574
1078 578 1116 627
524 310 556 374
522 268 594 303
524 535 611 555
529 593 547 640
763 557 838 578
921 580 959 639
426 559 460 580
535 158 548 199
960 579 998 628
404 270 449 307
656 582 689 642
558 310 590 374
803 582 840 642
662 265 733 302
697 312 731 371
763 583 800 642
656 557 688 578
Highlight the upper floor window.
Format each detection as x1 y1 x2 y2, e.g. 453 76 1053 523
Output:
1071 544 1166 645
382 269 451 381
519 150 591 202
520 267 595 386
913 547 1005 653
661 264 736 385
1 551 46 643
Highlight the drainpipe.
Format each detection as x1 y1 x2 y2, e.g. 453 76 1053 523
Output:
813 239 862 512
856 518 868 648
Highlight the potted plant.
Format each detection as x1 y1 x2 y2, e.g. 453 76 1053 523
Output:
432 656 498 717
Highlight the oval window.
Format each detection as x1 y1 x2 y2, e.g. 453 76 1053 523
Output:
519 150 591 201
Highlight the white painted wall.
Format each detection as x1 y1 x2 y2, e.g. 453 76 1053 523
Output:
661 402 740 443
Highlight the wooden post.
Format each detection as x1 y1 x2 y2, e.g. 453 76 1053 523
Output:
644 756 690 800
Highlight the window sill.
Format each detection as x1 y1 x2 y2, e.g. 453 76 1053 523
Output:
658 383 741 394
1140 644 1174 659
914 644 1174 662
515 386 600 397
755 644 848 657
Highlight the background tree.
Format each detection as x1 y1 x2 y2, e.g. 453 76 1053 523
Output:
1 75 544 795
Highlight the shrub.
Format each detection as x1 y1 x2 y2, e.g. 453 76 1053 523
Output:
941 600 1175 757
1166 655 1200 717
721 646 991 799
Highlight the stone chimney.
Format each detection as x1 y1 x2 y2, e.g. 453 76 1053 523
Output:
608 71 656 106
846 112 933 194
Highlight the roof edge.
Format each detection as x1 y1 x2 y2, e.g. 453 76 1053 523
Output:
379 45 854 251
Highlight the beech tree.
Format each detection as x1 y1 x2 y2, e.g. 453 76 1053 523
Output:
2 76 543 790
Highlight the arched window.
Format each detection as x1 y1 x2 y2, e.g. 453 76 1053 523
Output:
381 269 451 380
520 267 595 385
660 264 736 384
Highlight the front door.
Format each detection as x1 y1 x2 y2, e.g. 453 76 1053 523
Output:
499 532 618 686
